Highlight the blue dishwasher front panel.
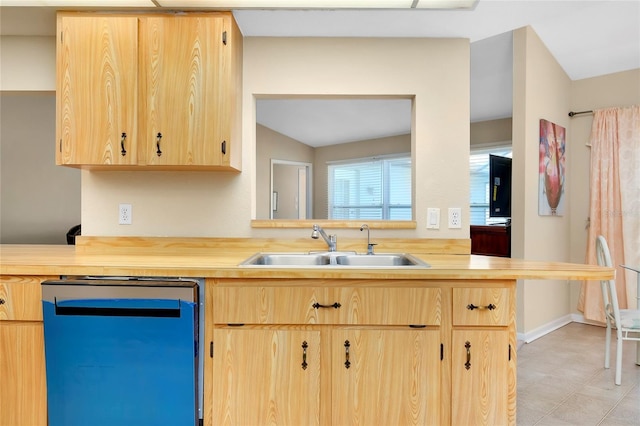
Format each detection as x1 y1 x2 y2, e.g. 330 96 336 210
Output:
43 297 198 426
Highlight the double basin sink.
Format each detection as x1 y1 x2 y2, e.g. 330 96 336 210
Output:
240 252 429 268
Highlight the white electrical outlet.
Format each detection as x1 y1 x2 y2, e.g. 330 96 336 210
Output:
427 208 440 229
448 207 461 229
119 203 132 225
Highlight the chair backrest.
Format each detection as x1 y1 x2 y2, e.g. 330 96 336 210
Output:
596 235 622 327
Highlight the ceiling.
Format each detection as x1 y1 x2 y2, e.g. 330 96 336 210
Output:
1 1 638 146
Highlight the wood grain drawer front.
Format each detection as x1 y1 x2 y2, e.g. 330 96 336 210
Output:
0 276 46 321
213 287 440 326
213 287 329 324
453 288 510 326
333 287 441 326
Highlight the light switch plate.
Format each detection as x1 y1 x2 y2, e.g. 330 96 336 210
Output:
427 208 440 229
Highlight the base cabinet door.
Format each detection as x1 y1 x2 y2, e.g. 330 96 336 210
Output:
451 330 512 426
0 323 47 426
331 328 441 426
212 328 321 426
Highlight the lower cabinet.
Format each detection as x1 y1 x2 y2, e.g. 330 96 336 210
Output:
212 327 441 426
0 276 50 426
212 328 322 425
451 330 511 426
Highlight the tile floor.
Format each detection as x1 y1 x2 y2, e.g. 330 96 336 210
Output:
517 322 640 425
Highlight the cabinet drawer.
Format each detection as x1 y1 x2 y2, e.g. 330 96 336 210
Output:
213 286 440 326
0 276 47 321
453 287 510 326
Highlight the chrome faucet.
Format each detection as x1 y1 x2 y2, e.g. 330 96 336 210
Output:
311 224 337 252
360 224 377 255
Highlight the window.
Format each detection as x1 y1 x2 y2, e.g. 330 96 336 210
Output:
328 154 411 220
470 146 512 225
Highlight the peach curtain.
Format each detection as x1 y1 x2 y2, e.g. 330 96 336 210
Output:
579 105 640 322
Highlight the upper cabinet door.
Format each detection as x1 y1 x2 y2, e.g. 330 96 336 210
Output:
57 15 138 166
139 16 227 168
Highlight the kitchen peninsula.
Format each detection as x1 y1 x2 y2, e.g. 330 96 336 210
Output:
0 237 613 426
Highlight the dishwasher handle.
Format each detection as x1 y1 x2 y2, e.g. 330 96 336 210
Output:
52 298 184 318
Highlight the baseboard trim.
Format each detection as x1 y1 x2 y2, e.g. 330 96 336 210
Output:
517 314 573 343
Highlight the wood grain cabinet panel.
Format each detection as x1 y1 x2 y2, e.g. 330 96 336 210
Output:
213 286 440 326
212 328 321 426
453 287 510 326
56 15 138 167
0 276 51 426
331 328 441 426
451 330 512 426
56 12 242 170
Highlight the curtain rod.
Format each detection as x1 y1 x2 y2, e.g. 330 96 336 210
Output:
568 110 593 117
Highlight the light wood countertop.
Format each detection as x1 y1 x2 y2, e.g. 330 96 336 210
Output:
0 237 613 281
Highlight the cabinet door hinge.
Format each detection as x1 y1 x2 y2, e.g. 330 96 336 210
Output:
60 31 63 43
508 343 512 361
222 31 227 45
59 139 62 153
221 140 227 155
440 343 444 361
210 341 214 358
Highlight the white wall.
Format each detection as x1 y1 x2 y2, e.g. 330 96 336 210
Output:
82 37 471 238
0 36 55 91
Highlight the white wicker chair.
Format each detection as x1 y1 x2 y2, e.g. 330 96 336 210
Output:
596 235 640 385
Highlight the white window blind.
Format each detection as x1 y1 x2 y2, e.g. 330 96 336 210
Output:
470 146 512 225
328 154 411 220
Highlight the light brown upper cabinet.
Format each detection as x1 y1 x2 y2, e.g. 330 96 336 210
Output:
56 12 242 171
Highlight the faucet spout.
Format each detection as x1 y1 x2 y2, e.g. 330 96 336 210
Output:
311 224 337 252
360 224 377 255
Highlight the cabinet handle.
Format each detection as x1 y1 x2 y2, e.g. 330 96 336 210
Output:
120 132 127 156
465 341 471 370
301 341 308 370
466 303 496 311
0 298 5 305
156 133 163 157
312 302 341 309
344 340 351 369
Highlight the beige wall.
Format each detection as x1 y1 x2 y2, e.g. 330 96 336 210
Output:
0 92 80 244
0 36 56 91
568 68 640 316
81 36 470 238
513 27 573 336
256 124 314 219
470 118 512 146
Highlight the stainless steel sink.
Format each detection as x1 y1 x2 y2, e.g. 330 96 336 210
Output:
240 252 429 268
240 252 330 266
335 253 428 267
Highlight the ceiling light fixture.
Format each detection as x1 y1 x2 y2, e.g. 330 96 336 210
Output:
0 0 477 8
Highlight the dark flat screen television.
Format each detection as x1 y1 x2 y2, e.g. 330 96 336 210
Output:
489 155 512 218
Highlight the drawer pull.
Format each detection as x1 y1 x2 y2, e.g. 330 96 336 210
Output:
301 341 308 370
344 340 351 369
120 132 127 156
156 132 163 157
466 303 496 311
465 341 471 370
0 298 5 305
312 302 341 309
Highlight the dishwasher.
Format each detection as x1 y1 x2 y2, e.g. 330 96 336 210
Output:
41 277 204 426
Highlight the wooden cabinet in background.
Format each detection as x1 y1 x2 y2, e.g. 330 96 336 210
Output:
470 225 511 257
56 12 242 171
0 276 51 426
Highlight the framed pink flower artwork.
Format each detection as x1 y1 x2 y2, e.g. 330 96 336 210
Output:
539 119 566 216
